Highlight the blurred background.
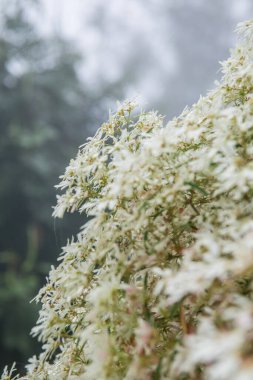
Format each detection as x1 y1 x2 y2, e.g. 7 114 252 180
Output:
0 0 252 374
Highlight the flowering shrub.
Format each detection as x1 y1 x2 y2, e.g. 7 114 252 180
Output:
3 19 253 380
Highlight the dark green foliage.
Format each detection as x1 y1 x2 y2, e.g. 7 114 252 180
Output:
0 0 97 372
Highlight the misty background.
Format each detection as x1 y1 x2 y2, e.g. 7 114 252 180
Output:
0 0 252 373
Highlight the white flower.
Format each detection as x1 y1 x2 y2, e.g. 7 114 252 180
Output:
5 17 253 380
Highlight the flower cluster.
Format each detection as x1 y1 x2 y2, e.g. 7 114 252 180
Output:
3 19 253 380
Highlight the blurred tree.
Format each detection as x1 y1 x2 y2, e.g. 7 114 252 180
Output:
0 0 96 372
0 227 41 373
